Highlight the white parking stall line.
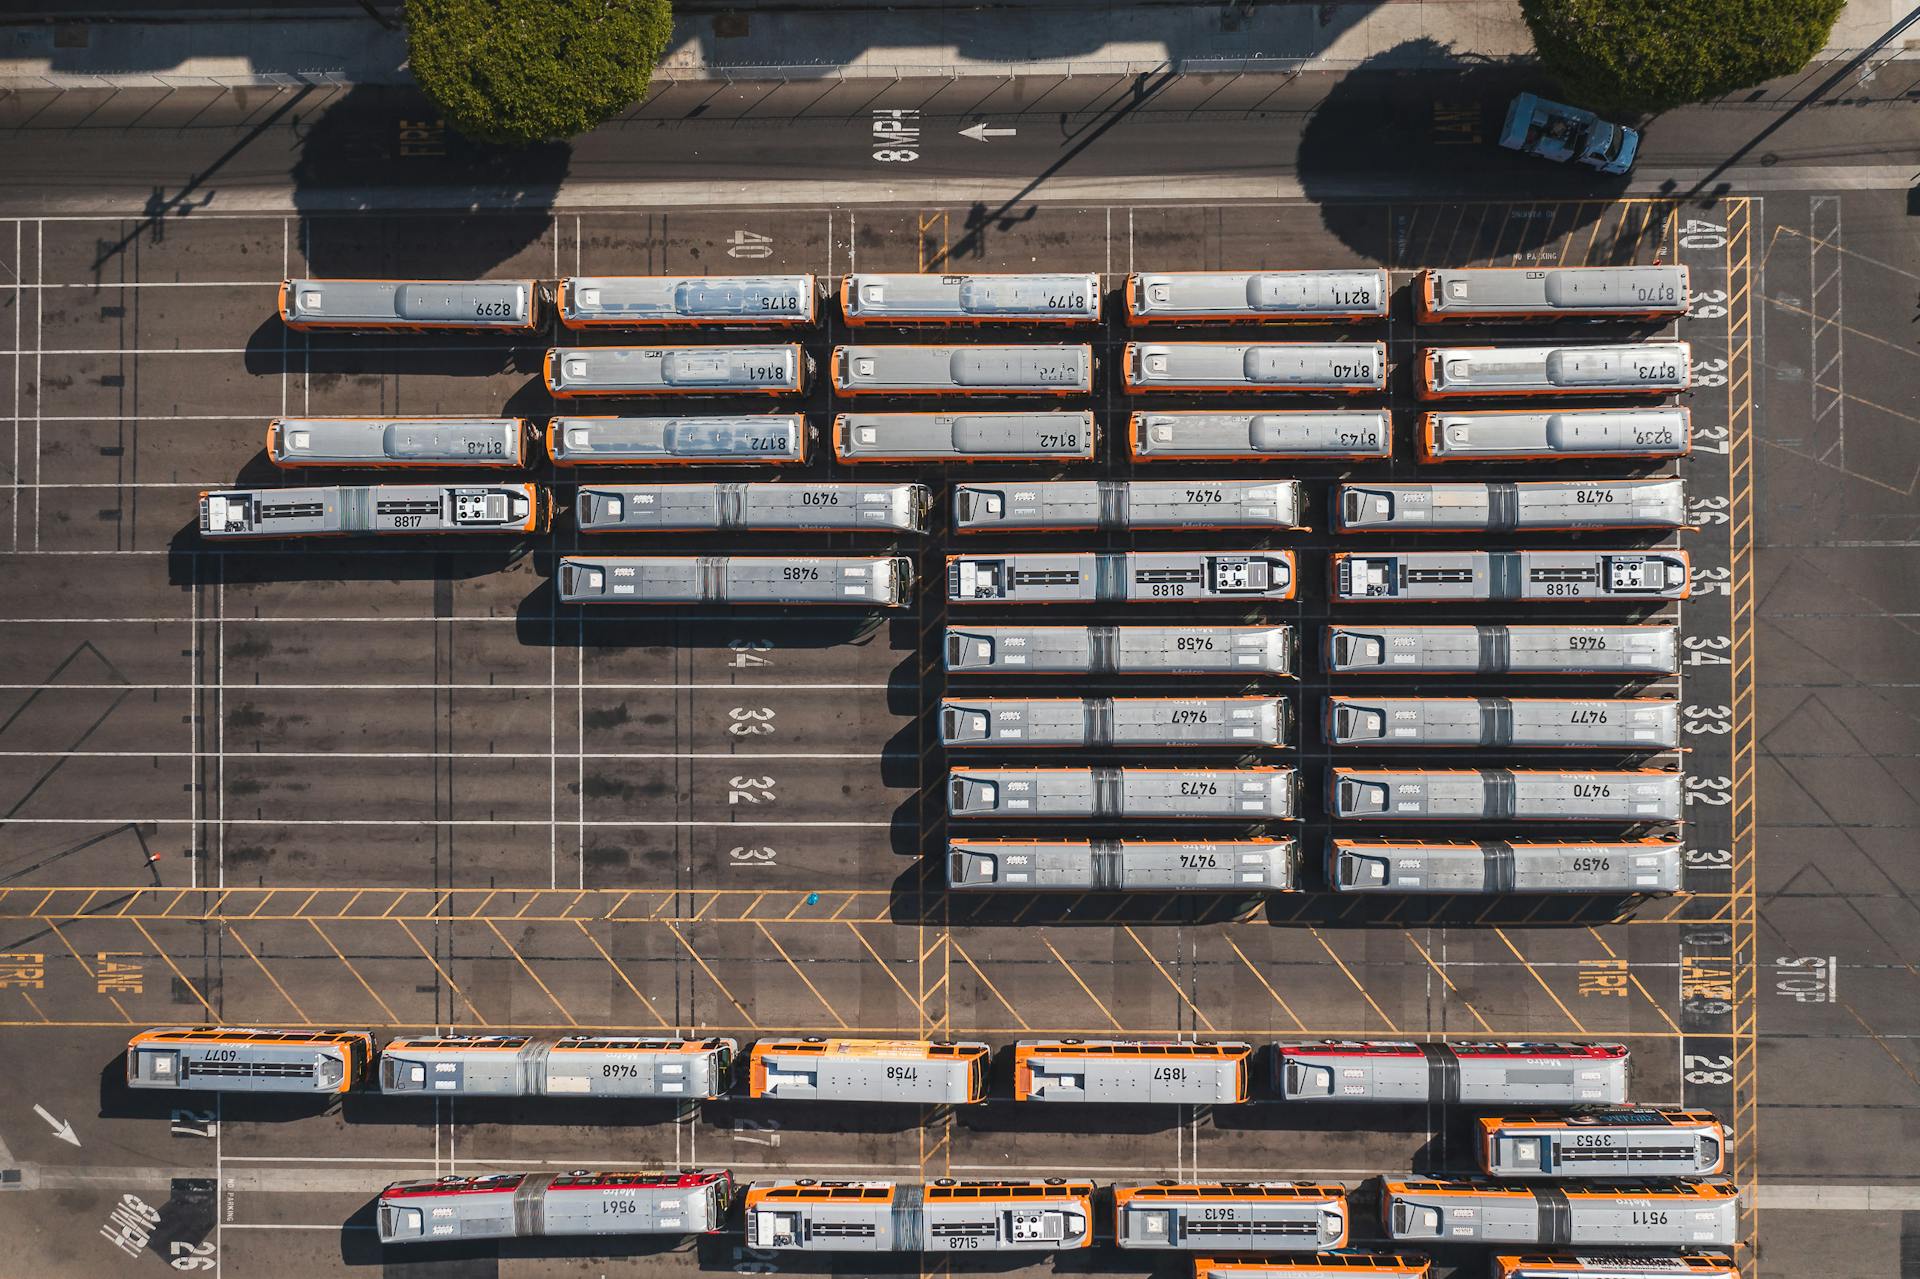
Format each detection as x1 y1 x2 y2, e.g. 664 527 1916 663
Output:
0 681 899 691
0 750 895 760
0 818 895 827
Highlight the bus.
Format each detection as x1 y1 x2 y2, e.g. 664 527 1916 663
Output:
1131 411 1393 461
1127 270 1390 324
1327 839 1683 896
1419 408 1691 461
547 415 810 465
278 277 537 332
1323 697 1680 749
745 1179 1095 1252
1015 1040 1254 1105
1330 769 1684 823
1194 1256 1432 1279
125 1027 373 1094
197 484 550 539
747 1038 990 1104
949 551 1296 604
265 416 529 469
955 480 1305 531
1479 1110 1725 1178
1323 624 1679 677
545 345 812 397
1126 342 1386 393
1492 1255 1736 1279
558 555 913 607
835 411 1095 462
1380 1179 1739 1248
1114 1182 1348 1250
1331 551 1691 603
376 1035 736 1099
575 482 929 533
942 696 1289 748
1416 343 1691 400
377 1170 733 1243
946 624 1296 677
1334 480 1687 532
948 766 1297 820
831 344 1094 396
557 275 816 328
841 273 1101 324
947 837 1298 891
1275 1041 1630 1104
1416 266 1691 323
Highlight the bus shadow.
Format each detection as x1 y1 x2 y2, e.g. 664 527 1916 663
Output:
886 867 1265 927
1263 890 1659 929
338 1092 690 1130
165 520 534 587
96 1054 339 1124
514 566 903 650
699 1097 932 1137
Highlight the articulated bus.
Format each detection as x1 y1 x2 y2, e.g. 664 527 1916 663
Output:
126 1027 373 1094
377 1170 733 1243
1194 1255 1432 1279
955 480 1305 531
547 414 809 465
377 1035 736 1099
947 837 1298 891
1381 1179 1739 1248
1331 551 1692 603
946 624 1296 677
1126 342 1387 393
575 482 929 533
558 555 913 607
949 551 1296 604
842 273 1101 324
545 345 812 397
942 696 1289 748
1493 1254 1737 1279
1419 408 1691 461
835 411 1095 462
748 1038 990 1104
1127 270 1390 324
1323 696 1680 750
948 765 1297 820
1324 624 1679 677
1275 1041 1630 1104
1131 411 1393 461
1335 480 1687 532
1480 1110 1725 1178
278 277 537 332
1416 266 1691 323
1329 839 1683 896
265 416 529 468
198 484 549 538
1416 343 1691 399
557 275 816 328
832 344 1094 396
1115 1182 1347 1250
1330 769 1684 823
745 1179 1095 1252
1015 1040 1253 1105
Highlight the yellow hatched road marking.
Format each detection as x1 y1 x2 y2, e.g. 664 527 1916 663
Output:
843 921 923 1018
1492 928 1587 1033
1123 925 1216 1033
1405 935 1493 1034
128 918 217 1018
483 918 579 1026
1040 936 1123 1031
754 922 848 1029
569 918 669 1029
46 919 134 1023
394 919 491 1027
948 936 1029 1031
667 922 759 1029
1218 932 1305 1031
226 925 312 1024
307 919 398 1023
1310 927 1398 1032
1585 927 1682 1035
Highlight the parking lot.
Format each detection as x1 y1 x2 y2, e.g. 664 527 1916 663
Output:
0 190 1912 1278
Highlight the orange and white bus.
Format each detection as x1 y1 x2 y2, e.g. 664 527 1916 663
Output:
1193 1255 1431 1279
126 1027 374 1093
1127 270 1389 324
266 417 531 469
746 1178 1094 1251
835 411 1096 462
1126 342 1385 393
197 484 550 539
557 275 816 328
1416 266 1689 323
1014 1039 1254 1104
1115 1182 1348 1250
1416 343 1690 400
1478 1109 1726 1178
1382 1178 1739 1247
1130 410 1393 461
278 278 537 332
1418 407 1691 461
747 1038 989 1104
1492 1255 1736 1279
545 345 812 397
841 273 1100 324
832 345 1093 396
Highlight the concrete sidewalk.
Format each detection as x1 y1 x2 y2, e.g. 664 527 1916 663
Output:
1 0 1914 87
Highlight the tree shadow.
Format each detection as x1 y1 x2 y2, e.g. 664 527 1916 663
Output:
291 85 569 278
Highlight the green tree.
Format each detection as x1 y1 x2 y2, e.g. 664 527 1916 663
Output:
1520 0 1845 114
407 0 675 145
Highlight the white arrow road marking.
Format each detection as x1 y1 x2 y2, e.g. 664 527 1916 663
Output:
959 123 1017 142
32 1104 79 1147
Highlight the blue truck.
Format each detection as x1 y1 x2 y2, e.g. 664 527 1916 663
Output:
1499 92 1640 175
